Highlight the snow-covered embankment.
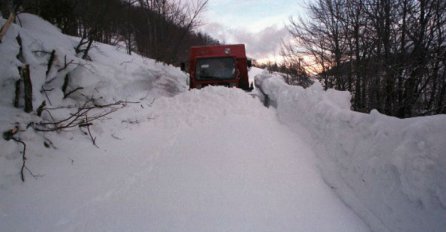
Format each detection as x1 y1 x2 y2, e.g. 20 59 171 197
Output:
255 74 446 232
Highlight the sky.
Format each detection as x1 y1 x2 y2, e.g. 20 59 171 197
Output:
198 0 309 63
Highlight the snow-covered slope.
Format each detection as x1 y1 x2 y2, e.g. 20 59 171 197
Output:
0 13 187 112
255 74 446 232
0 13 188 174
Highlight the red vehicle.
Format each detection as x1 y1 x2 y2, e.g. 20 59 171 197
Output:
187 44 252 91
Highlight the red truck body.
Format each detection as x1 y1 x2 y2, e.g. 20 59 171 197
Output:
188 44 251 90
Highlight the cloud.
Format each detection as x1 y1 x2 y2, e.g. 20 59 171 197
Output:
238 25 290 60
200 23 290 61
195 0 308 62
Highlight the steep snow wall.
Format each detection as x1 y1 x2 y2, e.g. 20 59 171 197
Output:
0 13 188 104
255 74 446 232
0 13 187 131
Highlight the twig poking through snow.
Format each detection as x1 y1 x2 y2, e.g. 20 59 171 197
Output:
10 137 27 182
83 115 98 148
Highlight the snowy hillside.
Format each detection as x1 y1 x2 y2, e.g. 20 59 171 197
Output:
1 14 445 232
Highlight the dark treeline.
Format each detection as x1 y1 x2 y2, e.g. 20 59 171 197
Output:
1 0 218 64
286 0 446 118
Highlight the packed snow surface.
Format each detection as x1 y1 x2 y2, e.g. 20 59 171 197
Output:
1 13 445 232
1 87 369 232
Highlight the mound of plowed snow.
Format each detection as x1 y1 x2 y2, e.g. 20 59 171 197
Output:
255 73 446 232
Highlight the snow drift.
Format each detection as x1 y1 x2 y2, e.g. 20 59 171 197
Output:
255 74 446 232
0 13 187 111
0 13 187 190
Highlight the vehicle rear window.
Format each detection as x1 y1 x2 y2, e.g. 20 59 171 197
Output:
196 57 235 80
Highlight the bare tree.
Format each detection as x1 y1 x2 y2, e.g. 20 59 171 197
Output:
22 0 217 64
287 0 446 117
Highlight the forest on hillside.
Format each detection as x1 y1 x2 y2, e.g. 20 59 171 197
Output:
0 0 218 65
284 0 446 118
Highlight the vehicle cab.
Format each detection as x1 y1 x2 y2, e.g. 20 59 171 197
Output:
188 44 251 90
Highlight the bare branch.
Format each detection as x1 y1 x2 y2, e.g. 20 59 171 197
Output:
0 12 15 43
10 137 27 182
84 115 98 147
64 87 84 99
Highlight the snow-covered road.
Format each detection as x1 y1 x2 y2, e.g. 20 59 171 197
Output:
1 87 369 232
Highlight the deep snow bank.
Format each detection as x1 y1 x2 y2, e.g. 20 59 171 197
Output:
255 74 446 232
0 13 187 110
0 13 187 187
